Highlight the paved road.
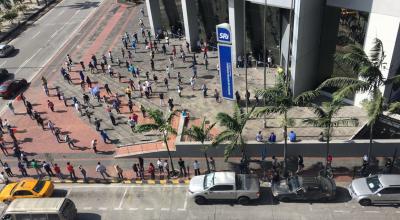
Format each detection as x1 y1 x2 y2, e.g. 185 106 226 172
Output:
1 183 397 220
0 0 102 109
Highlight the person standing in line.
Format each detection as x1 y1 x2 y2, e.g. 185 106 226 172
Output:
157 158 164 175
256 131 263 142
132 163 139 179
163 160 170 179
94 117 101 131
296 155 304 174
193 160 200 176
3 162 13 177
47 120 55 134
54 163 63 180
91 139 98 153
17 161 28 177
79 165 88 183
96 162 110 180
128 100 133 113
31 159 43 177
178 158 186 177
115 165 124 181
148 163 155 180
66 162 77 181
42 161 54 177
0 141 8 156
0 172 9 184
100 130 111 143
65 134 75 149
54 128 61 143
209 157 216 172
138 156 144 179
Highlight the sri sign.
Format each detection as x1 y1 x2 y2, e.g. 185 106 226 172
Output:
216 23 234 100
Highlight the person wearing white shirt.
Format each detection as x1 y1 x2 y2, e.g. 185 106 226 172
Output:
193 160 200 176
256 131 263 142
157 158 163 174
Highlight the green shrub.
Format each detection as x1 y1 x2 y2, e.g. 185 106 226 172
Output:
3 10 18 24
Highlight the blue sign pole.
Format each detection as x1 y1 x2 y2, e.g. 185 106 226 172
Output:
216 23 234 100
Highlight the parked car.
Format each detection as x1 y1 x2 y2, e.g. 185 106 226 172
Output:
0 179 54 203
0 69 10 83
188 171 260 205
0 79 28 98
348 174 400 206
272 175 336 202
0 44 15 58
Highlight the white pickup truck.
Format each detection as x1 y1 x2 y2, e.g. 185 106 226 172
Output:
188 171 260 205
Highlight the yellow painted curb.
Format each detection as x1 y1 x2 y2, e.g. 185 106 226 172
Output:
171 179 179 184
159 180 167 185
184 180 190 184
135 180 143 184
123 180 132 184
147 180 156 184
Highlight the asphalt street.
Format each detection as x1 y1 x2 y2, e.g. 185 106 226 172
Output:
1 183 398 220
0 0 102 110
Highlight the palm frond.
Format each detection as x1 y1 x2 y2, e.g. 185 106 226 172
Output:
216 112 239 131
332 81 370 100
369 38 385 66
147 109 165 126
309 103 327 119
385 75 400 86
135 123 159 133
317 77 365 90
388 101 400 114
212 130 236 147
224 143 237 161
366 91 384 125
335 45 370 70
254 106 286 117
303 118 324 127
294 90 320 106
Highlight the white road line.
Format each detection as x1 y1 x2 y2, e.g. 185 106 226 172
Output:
396 211 400 214
118 187 128 209
15 48 42 74
83 207 92 210
66 189 72 197
50 31 58 39
129 208 138 211
0 60 7 67
114 208 123 210
364 210 380 213
74 10 80 16
161 208 170 211
177 192 188 211
32 31 41 39
145 208 154 211
334 210 349 213
58 10 65 17
98 207 108 211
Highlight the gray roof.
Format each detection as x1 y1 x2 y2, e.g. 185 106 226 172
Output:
7 198 67 213
378 174 400 186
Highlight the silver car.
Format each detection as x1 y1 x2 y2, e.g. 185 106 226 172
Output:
0 44 14 58
348 174 400 206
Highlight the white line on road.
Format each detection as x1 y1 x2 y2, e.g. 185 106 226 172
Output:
58 9 65 17
32 31 41 39
83 207 92 210
396 211 400 214
74 10 80 16
114 208 123 210
177 192 188 211
98 207 108 211
161 208 170 211
15 48 42 74
118 187 128 209
364 211 380 213
50 31 58 39
66 189 72 198
129 208 138 211
334 210 350 213
0 60 7 67
145 208 154 211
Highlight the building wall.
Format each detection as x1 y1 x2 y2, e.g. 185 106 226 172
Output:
327 0 400 17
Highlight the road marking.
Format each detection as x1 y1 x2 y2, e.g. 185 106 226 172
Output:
32 31 41 39
98 207 108 211
334 210 349 213
50 31 59 39
118 187 128 209
55 184 187 188
0 60 7 67
83 207 92 210
145 208 154 211
177 192 188 211
161 208 170 211
129 208 138 211
364 210 380 213
66 189 72 197
15 48 42 74
309 204 313 211
396 211 400 214
74 10 80 16
58 10 65 17
114 207 123 210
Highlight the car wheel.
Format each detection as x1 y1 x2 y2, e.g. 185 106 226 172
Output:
194 196 207 205
238 196 250 205
359 199 371 206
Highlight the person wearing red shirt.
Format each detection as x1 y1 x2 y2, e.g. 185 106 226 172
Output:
53 163 63 180
148 163 155 180
66 162 76 181
47 100 55 112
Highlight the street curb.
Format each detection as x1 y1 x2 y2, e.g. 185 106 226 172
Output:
0 0 58 43
51 179 191 185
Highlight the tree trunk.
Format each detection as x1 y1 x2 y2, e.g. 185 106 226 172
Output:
325 126 331 175
283 114 288 177
204 151 210 173
163 135 175 174
367 123 374 164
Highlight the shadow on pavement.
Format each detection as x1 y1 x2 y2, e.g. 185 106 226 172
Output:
51 189 68 197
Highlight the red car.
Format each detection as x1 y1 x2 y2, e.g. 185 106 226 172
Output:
0 79 28 99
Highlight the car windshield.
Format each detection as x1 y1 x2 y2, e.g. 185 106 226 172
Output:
204 173 215 189
0 85 7 91
366 175 382 193
33 181 46 193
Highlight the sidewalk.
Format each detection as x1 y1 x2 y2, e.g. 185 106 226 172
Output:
0 0 57 42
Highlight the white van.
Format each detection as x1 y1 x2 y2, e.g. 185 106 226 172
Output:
1 198 77 220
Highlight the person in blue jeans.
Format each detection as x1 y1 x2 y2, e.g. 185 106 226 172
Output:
268 132 276 143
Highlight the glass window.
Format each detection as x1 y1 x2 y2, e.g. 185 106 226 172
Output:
379 187 400 194
47 214 61 220
15 214 31 220
210 185 233 191
204 173 214 189
366 175 382 193
30 214 46 220
13 190 33 196
33 181 45 193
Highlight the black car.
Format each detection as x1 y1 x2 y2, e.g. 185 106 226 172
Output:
271 175 336 202
0 79 28 98
0 69 11 83
0 44 15 58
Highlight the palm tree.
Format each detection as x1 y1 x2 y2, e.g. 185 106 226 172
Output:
135 108 178 175
255 70 318 175
212 104 255 163
318 38 400 164
303 98 358 175
183 118 216 173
